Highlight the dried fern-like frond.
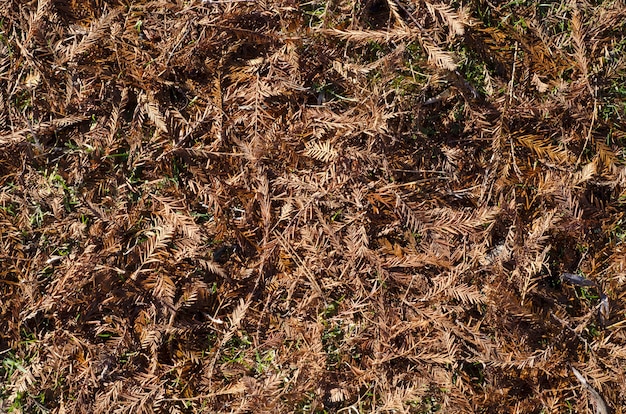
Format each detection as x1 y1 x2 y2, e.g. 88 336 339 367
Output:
140 92 168 133
153 196 201 243
395 194 425 236
144 272 177 306
304 139 338 163
384 253 451 269
130 223 175 280
425 1 467 37
319 28 419 44
386 0 408 29
421 40 457 71
346 224 369 259
424 207 498 237
197 258 227 279
421 272 485 305
571 10 593 96
4 0 626 411
446 282 485 305
572 160 597 187
61 8 121 64
516 134 575 165
229 298 250 329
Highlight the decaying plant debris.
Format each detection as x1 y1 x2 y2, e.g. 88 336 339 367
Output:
1 0 626 412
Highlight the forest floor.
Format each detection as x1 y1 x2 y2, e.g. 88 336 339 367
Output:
1 0 626 412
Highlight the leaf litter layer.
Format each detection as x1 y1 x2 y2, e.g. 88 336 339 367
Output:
1 0 626 412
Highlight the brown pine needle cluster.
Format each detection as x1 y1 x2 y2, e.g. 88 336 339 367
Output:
1 0 626 412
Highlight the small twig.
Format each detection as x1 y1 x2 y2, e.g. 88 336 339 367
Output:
508 42 518 103
389 169 446 174
28 396 50 413
202 0 256 3
0 255 34 261
273 229 324 300
571 367 609 414
575 98 597 168
561 272 596 287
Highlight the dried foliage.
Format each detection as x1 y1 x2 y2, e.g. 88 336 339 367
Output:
1 0 626 412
